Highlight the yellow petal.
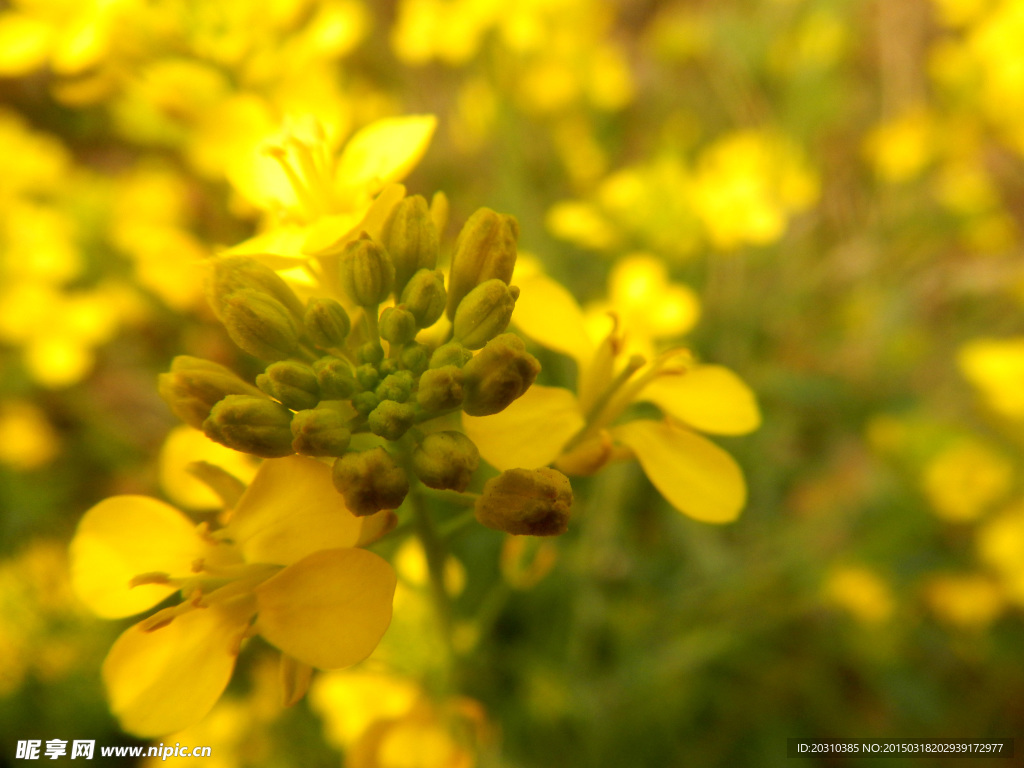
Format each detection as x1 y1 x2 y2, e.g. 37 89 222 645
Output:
462 385 584 471
228 456 363 566
614 420 746 523
226 227 310 260
0 14 52 76
255 548 396 669
103 599 253 737
300 211 366 254
335 115 436 193
70 496 205 618
512 274 593 369
638 365 761 435
158 425 258 510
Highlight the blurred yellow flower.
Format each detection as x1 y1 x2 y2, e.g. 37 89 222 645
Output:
823 565 895 625
70 455 396 736
0 400 60 470
923 573 1005 628
863 107 937 183
690 130 819 250
920 438 1012 522
311 669 489 768
0 0 133 78
0 540 93 696
463 271 759 523
958 337 1024 420
583 254 701 362
976 502 1024 605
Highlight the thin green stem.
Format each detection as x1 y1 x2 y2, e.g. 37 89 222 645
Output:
409 485 457 669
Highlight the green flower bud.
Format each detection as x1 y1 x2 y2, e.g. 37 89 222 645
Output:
474 468 573 536
158 356 264 430
380 358 400 377
401 343 430 376
461 334 540 416
412 431 479 492
220 289 301 361
314 356 357 399
304 297 351 350
445 208 519 320
358 342 385 365
382 194 440 295
376 371 415 403
368 400 416 440
379 306 418 346
416 365 465 412
401 269 447 328
352 391 379 417
332 447 409 516
429 342 473 370
256 361 320 411
206 256 305 327
203 395 294 458
356 364 380 391
338 234 394 307
290 408 352 457
453 279 520 350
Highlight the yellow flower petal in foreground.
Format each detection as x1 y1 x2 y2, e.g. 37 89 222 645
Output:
227 455 364 566
70 497 208 619
462 385 585 471
103 597 256 738
614 420 746 523
638 365 761 435
158 426 258 511
255 548 396 669
512 274 594 368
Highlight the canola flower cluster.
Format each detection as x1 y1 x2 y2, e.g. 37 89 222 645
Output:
61 112 761 752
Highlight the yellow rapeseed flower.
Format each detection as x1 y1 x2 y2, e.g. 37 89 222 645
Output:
70 455 396 736
463 270 759 523
958 337 1024 420
920 438 1012 522
229 114 437 268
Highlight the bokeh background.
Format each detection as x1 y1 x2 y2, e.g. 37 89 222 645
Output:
3 0 1024 765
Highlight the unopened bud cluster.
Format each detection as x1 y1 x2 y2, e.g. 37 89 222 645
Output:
160 197 558 526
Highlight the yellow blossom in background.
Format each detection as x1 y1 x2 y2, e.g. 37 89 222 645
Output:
109 163 208 310
311 669 489 768
822 565 895 625
547 129 817 256
583 254 701 362
923 573 1005 628
69 455 396 736
0 401 60 470
690 130 819 250
863 107 937 184
0 540 94 696
958 337 1024 420
0 110 141 387
0 0 134 80
920 438 1012 522
464 270 760 523
963 0 1024 153
976 502 1024 605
